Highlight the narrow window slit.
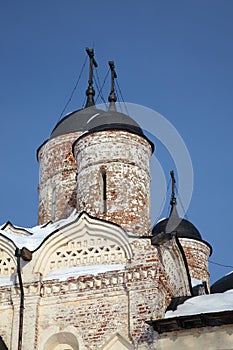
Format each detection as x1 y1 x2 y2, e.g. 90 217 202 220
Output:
51 186 56 221
100 169 107 214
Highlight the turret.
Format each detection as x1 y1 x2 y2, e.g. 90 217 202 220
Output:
152 171 212 289
72 61 154 235
37 48 100 224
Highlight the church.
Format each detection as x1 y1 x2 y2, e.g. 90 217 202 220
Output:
0 49 233 350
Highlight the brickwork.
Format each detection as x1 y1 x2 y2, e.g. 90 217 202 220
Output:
0 214 192 349
1 97 214 349
35 228 190 349
37 132 81 224
39 283 129 349
73 130 152 236
179 238 211 288
37 252 185 349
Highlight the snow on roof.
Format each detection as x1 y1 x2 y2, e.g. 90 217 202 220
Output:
191 278 203 287
165 290 233 318
226 270 233 276
0 210 79 251
156 217 166 224
44 264 125 281
0 277 14 287
86 112 100 124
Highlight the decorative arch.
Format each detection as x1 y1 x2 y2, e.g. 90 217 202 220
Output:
159 236 191 295
38 326 86 350
33 212 133 277
43 332 78 350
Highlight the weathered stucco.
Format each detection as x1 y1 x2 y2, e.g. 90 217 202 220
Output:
0 111 219 350
38 132 80 224
73 130 152 236
157 325 233 350
0 213 191 349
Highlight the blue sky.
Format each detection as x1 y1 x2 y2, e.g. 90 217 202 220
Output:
0 0 233 284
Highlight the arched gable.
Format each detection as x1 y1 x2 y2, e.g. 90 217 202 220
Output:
33 213 133 278
158 236 191 296
0 235 17 280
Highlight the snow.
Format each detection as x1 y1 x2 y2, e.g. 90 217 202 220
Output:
43 264 125 281
0 277 14 286
156 217 166 224
0 210 79 251
191 278 203 287
165 290 233 318
0 225 53 250
86 113 100 124
226 270 233 276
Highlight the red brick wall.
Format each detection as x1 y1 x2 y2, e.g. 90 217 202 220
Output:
179 238 211 288
38 133 80 224
73 131 153 236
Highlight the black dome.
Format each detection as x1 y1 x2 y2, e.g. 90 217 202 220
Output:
152 217 202 240
50 107 103 139
211 272 233 294
37 106 154 160
86 110 145 138
50 108 149 142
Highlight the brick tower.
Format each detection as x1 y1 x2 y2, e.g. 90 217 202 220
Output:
152 171 212 289
0 49 216 350
37 49 103 225
73 113 153 236
38 54 153 236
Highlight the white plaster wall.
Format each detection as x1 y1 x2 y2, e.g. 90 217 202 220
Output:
157 325 233 350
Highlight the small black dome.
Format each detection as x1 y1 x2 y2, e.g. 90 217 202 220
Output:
86 110 145 138
152 216 202 240
50 107 103 139
211 272 233 294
